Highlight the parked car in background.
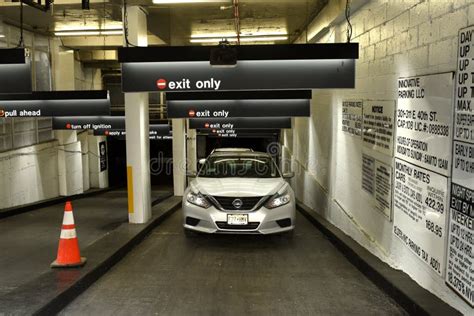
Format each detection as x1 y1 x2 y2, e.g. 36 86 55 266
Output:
183 148 295 235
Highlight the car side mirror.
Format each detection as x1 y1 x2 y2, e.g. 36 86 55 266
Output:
283 172 294 179
199 158 206 165
186 171 197 177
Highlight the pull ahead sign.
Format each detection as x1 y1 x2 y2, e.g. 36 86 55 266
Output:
0 49 31 93
118 44 358 92
189 117 291 129
0 91 110 117
167 91 310 118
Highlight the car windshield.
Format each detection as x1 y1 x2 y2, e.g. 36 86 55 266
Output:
198 155 280 178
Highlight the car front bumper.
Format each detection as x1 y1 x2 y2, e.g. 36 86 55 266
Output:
182 199 296 235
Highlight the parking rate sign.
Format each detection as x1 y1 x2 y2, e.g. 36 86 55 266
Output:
445 25 474 307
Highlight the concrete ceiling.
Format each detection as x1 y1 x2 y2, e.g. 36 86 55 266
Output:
0 0 328 44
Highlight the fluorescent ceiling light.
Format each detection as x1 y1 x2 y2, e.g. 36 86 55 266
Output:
191 31 287 38
55 30 123 37
153 0 229 3
190 35 288 43
0 35 5 38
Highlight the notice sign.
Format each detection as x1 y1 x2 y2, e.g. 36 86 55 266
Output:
342 100 363 136
363 101 395 156
396 73 454 176
446 181 474 306
454 26 474 144
362 154 392 218
99 141 107 172
393 159 448 275
445 25 474 306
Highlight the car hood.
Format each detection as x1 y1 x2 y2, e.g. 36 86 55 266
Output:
191 177 287 197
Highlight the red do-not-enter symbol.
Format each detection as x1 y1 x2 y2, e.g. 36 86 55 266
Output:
66 123 71 129
156 78 167 90
204 123 210 128
188 109 196 117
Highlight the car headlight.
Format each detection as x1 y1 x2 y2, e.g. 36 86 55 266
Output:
186 191 211 209
265 191 291 209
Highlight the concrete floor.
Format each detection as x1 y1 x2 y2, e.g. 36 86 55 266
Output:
0 188 171 297
61 210 407 316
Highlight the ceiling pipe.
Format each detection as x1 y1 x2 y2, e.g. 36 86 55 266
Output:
233 0 240 45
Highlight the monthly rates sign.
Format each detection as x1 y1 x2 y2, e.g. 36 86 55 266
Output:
393 159 449 275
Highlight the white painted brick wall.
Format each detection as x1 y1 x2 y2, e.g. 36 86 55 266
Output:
287 0 474 314
0 141 59 209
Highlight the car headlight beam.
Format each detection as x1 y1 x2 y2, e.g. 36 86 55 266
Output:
186 191 211 209
265 191 291 209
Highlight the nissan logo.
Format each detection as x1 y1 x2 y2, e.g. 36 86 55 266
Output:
232 199 243 209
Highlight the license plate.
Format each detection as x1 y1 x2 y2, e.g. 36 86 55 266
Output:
227 214 248 225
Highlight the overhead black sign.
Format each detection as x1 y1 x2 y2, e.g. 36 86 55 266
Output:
53 116 125 130
0 49 31 94
93 124 171 136
0 91 110 117
166 90 312 100
168 99 309 118
189 117 291 129
119 44 358 92
167 91 311 118
198 128 279 138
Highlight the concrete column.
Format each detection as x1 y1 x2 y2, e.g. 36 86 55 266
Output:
123 6 151 223
55 131 84 196
172 119 186 196
186 120 197 173
53 50 84 196
77 131 90 192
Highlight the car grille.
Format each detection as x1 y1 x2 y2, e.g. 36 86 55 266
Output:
215 222 260 230
212 196 265 211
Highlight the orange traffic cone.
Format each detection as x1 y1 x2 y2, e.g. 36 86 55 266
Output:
51 201 87 268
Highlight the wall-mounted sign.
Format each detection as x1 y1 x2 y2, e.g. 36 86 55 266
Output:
0 91 110 117
189 117 291 129
99 141 107 172
167 99 310 118
53 116 125 130
396 73 454 176
363 100 395 156
454 26 474 144
446 166 474 306
362 154 392 219
342 100 363 136
119 44 358 92
446 25 474 307
393 158 449 276
0 49 31 94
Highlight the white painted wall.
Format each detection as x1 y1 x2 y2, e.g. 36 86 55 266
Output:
285 0 474 313
0 141 59 209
